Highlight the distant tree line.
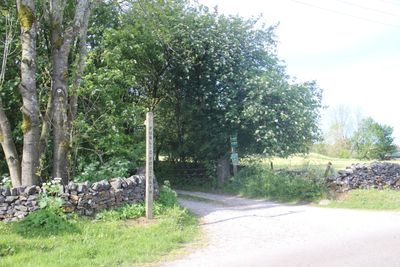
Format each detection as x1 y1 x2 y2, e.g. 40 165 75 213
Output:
313 106 397 160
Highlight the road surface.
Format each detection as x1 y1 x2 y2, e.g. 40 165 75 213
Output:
162 190 400 267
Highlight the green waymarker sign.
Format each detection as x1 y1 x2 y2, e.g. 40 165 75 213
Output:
230 135 238 148
231 153 239 165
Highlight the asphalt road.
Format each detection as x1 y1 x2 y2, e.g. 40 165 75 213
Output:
162 191 400 267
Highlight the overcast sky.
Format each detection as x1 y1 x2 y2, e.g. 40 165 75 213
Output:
198 0 400 144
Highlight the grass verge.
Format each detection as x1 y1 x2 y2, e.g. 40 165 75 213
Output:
323 189 400 210
0 183 199 267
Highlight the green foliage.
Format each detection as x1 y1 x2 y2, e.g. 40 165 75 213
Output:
82 0 322 168
352 117 396 160
0 175 12 188
13 195 79 237
41 177 62 195
74 158 137 183
0 243 17 258
95 203 145 221
158 181 178 207
226 163 325 202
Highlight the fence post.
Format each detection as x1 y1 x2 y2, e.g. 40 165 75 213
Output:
324 161 332 178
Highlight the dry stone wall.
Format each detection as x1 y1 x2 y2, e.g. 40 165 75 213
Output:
0 174 159 222
326 162 400 192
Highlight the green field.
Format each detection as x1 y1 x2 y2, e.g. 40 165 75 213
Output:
264 153 400 173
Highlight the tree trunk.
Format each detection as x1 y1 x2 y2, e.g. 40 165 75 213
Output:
0 102 21 187
0 11 21 187
49 0 90 184
17 0 40 186
68 5 91 177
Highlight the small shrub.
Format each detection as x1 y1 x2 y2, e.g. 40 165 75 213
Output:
95 203 145 221
42 177 62 195
0 175 12 189
13 194 79 237
75 158 136 182
158 181 178 207
13 208 79 237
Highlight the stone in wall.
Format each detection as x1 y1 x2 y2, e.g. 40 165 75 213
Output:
0 173 159 222
326 162 400 192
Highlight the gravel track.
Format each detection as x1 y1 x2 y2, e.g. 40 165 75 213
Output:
162 190 400 267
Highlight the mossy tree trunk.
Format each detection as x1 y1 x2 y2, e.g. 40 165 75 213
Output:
17 0 40 186
0 11 21 187
49 0 91 184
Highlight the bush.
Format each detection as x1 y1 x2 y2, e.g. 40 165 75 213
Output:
158 181 178 207
225 163 325 202
75 158 136 182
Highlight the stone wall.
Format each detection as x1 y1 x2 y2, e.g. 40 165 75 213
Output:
326 162 400 192
0 174 159 222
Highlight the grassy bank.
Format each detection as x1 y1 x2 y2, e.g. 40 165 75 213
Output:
0 184 199 267
323 189 400 210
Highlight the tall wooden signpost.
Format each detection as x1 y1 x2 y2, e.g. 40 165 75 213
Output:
145 112 154 219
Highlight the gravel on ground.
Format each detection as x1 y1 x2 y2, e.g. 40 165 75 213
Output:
162 190 400 267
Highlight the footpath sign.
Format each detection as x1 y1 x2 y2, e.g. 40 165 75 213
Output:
145 112 154 219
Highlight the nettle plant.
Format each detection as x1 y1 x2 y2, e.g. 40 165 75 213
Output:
42 177 62 195
0 175 12 189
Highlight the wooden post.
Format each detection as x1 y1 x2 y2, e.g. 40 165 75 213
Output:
145 112 154 219
324 161 332 178
233 161 238 176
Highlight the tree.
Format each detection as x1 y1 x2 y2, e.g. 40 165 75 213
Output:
352 117 396 160
48 0 92 184
83 0 322 166
0 0 93 187
0 3 21 186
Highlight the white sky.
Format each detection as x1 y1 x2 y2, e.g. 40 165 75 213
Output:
198 0 400 144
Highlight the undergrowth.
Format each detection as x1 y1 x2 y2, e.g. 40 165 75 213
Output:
225 163 326 202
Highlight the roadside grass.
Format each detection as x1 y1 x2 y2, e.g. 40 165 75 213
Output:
0 208 198 267
0 183 199 267
322 189 400 210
